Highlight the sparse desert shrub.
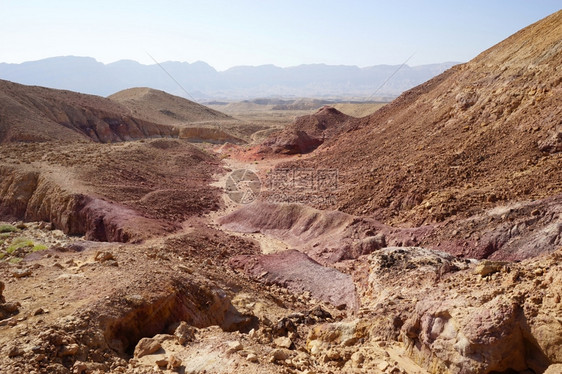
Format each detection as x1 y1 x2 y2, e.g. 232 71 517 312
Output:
0 224 17 233
2 237 47 260
32 244 48 252
6 237 35 254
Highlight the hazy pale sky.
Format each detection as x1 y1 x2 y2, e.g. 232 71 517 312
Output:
1 1 560 70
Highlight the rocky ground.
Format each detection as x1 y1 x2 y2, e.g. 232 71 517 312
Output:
0 135 560 373
1 212 561 373
0 217 426 374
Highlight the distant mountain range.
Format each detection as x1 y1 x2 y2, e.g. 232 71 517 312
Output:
0 56 459 100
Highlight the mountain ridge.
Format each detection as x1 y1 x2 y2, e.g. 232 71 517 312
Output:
0 56 458 100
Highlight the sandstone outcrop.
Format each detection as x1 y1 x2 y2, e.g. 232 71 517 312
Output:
362 247 562 373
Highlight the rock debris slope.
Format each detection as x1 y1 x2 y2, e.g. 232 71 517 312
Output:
281 10 562 260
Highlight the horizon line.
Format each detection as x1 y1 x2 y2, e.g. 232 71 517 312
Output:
0 55 463 72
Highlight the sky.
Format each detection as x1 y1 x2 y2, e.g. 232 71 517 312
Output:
0 1 560 71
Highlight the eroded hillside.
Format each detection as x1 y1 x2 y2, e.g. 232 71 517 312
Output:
275 10 562 260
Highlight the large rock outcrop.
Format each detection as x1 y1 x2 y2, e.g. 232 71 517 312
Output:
361 247 562 373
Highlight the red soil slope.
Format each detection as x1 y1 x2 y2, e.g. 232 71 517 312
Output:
279 11 562 259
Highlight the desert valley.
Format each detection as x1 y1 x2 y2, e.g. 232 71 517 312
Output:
0 9 561 374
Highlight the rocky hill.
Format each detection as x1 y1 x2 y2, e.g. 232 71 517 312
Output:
108 87 233 125
0 10 561 374
0 80 233 242
280 10 562 260
262 106 356 154
0 79 177 143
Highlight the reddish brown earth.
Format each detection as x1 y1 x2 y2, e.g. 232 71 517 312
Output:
230 249 359 311
220 202 434 264
266 10 562 261
0 139 221 242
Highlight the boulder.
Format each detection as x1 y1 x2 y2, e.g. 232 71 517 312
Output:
174 321 196 344
544 364 562 374
133 337 162 358
167 354 182 370
473 260 508 277
226 341 243 354
307 320 369 355
273 336 292 349
269 348 291 362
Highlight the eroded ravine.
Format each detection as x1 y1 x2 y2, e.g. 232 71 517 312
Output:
204 145 562 373
207 153 295 254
